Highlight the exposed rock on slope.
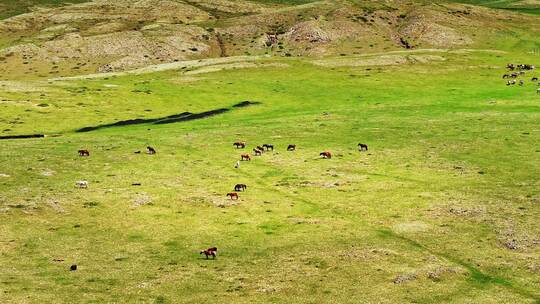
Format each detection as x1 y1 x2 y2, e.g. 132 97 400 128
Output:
0 0 538 78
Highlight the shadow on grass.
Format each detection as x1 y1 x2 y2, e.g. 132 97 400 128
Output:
0 134 45 139
76 101 260 133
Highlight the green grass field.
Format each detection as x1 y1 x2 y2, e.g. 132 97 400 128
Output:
0 0 89 19
451 0 540 15
1 49 539 303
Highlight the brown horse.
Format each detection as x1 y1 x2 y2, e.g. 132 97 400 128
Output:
234 142 246 149
358 143 368 151
234 184 247 192
147 146 156 154
320 151 332 159
254 148 262 156
241 154 251 161
227 192 239 200
263 144 274 151
78 149 90 156
256 145 265 152
200 247 218 259
287 144 296 151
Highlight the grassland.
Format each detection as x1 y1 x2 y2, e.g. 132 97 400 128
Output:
453 0 540 15
0 0 89 19
0 48 539 303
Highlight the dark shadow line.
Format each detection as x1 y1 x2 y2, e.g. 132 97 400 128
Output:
0 134 45 140
75 101 260 133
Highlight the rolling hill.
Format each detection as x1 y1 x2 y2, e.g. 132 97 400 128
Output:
0 1 539 303
0 0 539 79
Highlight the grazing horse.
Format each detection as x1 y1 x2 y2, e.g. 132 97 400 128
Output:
502 74 510 79
358 143 368 151
518 64 535 71
78 149 90 156
256 145 265 152
200 247 218 259
262 144 274 151
227 192 239 200
233 142 246 149
537 88 540 94
507 63 515 70
320 151 332 159
76 181 88 189
287 144 296 151
507 80 516 86
241 154 251 161
519 80 524 86
234 184 247 192
253 148 262 156
235 161 240 168
532 77 538 82
147 146 156 154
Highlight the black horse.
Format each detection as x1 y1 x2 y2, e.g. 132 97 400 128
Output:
234 184 247 192
262 144 274 151
358 143 368 151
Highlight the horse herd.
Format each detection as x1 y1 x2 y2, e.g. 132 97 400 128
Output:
226 141 369 200
75 146 157 188
75 141 368 260
503 63 540 94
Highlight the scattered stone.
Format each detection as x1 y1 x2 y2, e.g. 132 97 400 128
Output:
504 239 518 250
256 287 277 293
41 170 55 176
48 200 65 213
393 273 416 284
132 193 151 207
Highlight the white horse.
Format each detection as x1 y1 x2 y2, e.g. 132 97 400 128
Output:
76 181 88 188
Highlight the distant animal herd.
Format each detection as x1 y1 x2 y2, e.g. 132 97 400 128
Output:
503 63 539 94
61 60 537 265
227 141 368 200
74 141 369 260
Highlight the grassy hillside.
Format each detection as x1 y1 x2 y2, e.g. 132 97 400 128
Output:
453 0 540 15
1 49 539 303
0 0 539 303
0 0 89 19
0 0 538 79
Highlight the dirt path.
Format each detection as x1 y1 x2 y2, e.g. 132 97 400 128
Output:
50 55 264 81
48 48 506 81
